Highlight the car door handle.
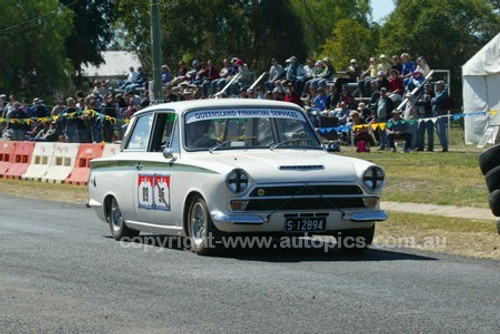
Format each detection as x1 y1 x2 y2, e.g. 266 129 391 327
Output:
135 162 143 170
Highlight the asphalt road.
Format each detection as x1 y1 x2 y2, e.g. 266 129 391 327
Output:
0 195 499 334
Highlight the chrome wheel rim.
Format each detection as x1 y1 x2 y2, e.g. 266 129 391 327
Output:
110 199 123 232
190 202 206 247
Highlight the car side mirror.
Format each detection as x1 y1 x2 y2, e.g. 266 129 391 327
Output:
162 148 176 161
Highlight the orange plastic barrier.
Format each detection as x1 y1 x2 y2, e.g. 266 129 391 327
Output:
3 142 36 179
65 144 104 185
0 141 17 177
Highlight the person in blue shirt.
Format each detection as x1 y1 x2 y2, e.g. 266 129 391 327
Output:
431 80 449 152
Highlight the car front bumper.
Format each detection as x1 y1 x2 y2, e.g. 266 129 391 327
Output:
211 209 387 233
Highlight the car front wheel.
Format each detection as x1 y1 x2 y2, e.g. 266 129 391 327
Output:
187 195 220 255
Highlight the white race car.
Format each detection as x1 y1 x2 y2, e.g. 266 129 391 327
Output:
88 99 387 254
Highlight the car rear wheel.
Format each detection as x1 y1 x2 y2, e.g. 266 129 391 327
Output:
108 197 140 240
187 195 220 255
335 225 375 252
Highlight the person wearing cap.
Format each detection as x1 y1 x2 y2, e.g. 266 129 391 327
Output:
283 82 303 108
272 86 283 101
317 57 335 89
360 56 378 97
415 82 435 151
403 93 418 150
431 80 449 152
231 58 252 95
284 56 306 94
5 101 29 141
265 58 284 92
330 101 350 125
378 55 391 75
374 70 390 92
27 98 48 119
374 87 394 150
407 69 425 92
386 109 411 153
346 58 361 82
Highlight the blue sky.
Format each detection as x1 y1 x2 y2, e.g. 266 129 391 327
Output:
371 0 396 23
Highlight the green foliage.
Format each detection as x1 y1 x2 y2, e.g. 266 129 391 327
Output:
321 19 377 73
0 0 73 98
61 0 117 74
378 0 500 103
290 0 371 55
115 0 307 74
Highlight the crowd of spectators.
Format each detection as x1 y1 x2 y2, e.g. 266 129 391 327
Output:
0 53 452 152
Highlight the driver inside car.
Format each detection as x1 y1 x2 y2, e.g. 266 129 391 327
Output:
186 120 218 149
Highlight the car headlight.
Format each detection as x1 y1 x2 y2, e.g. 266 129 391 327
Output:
362 166 385 190
226 169 250 193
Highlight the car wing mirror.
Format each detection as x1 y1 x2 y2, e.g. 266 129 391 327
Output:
162 148 176 161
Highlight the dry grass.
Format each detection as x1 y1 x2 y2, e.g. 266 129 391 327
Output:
0 178 88 204
376 211 500 259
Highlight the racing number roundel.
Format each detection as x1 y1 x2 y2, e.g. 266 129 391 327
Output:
138 174 171 211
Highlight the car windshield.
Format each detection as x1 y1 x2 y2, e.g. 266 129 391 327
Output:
184 108 322 151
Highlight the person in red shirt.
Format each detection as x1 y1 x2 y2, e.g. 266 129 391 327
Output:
388 69 404 104
283 82 303 107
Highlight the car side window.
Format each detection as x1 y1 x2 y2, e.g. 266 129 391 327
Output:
125 113 153 151
149 112 177 152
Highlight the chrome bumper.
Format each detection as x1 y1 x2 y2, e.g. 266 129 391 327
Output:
211 210 388 225
343 211 388 222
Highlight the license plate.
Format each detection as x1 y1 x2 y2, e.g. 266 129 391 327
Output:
284 217 326 232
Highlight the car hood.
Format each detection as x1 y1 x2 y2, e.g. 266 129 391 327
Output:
192 150 358 183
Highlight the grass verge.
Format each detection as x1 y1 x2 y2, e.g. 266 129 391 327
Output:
376 211 499 259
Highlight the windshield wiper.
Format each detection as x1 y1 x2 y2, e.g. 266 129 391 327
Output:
270 139 314 150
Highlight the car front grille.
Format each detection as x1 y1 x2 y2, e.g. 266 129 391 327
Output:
234 184 369 212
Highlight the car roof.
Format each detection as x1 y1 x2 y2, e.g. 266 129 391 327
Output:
133 98 304 118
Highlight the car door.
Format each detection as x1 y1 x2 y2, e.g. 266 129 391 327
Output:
134 111 178 225
117 112 154 222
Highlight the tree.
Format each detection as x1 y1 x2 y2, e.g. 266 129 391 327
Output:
60 0 117 75
290 0 371 55
379 0 500 102
114 0 307 76
0 0 73 98
321 19 377 73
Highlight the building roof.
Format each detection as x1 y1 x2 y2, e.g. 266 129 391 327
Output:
81 51 142 78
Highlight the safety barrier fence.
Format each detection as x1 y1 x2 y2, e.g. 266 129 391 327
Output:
0 141 120 185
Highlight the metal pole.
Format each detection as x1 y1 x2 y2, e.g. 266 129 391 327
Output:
151 0 162 102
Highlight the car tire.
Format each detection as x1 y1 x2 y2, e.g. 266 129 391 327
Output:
485 165 500 192
479 144 500 175
108 197 140 240
187 195 221 255
335 224 375 252
488 189 500 217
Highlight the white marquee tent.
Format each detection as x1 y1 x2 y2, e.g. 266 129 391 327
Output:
462 32 500 144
